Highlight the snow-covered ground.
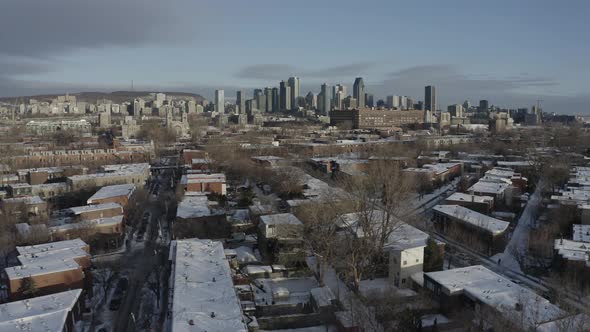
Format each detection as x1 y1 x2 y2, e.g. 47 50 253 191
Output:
500 181 543 272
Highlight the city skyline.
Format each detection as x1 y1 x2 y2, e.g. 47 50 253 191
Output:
0 0 589 113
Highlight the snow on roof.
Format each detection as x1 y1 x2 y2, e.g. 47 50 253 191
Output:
69 163 149 182
87 184 135 203
49 215 124 232
260 213 303 226
468 180 511 196
337 210 429 250
6 239 89 280
425 265 565 329
572 224 590 243
169 239 247 332
446 192 494 204
0 289 82 332
251 156 283 161
554 239 590 265
234 246 259 264
68 202 122 215
176 195 221 219
242 265 272 275
496 160 534 167
254 277 318 306
485 168 518 179
422 162 461 175
2 196 45 205
433 205 510 235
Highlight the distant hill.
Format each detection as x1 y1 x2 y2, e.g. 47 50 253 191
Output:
0 91 206 104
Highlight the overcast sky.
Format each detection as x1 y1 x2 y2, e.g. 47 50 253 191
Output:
1 0 589 113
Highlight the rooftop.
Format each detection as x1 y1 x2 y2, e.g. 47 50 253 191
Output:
176 195 222 219
87 184 136 203
169 239 247 332
0 289 82 332
446 192 494 204
468 180 511 196
425 265 565 330
433 205 510 235
573 224 590 243
68 202 123 215
260 213 303 226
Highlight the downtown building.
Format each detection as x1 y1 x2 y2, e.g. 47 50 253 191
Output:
330 108 426 129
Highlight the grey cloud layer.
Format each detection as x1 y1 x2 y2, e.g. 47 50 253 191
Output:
0 0 185 57
237 62 375 80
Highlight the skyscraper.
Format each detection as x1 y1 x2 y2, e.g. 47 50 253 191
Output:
321 83 331 115
288 77 300 110
479 100 489 112
425 85 436 112
279 81 291 111
365 94 374 108
236 90 245 114
353 77 365 109
264 87 273 112
255 89 266 112
215 89 225 113
305 92 316 110
272 87 279 113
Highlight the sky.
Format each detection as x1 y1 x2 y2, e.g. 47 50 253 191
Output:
0 0 589 114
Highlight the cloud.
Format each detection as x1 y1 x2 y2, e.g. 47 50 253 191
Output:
237 62 376 81
0 0 188 58
236 64 298 80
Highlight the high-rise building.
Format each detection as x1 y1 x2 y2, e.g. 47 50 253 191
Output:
353 77 365 109
425 85 436 112
320 83 331 115
479 100 489 112
344 96 358 110
279 81 291 111
386 96 395 109
288 77 300 110
215 90 225 113
332 84 346 110
264 87 273 112
365 94 374 108
272 88 279 113
399 96 407 110
236 90 245 114
306 92 316 110
155 93 166 108
256 90 266 112
448 104 465 118
406 98 414 110
463 100 471 110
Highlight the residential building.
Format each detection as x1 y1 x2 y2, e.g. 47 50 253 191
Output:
432 205 509 255
86 184 136 207
4 239 90 300
174 196 228 240
67 163 150 190
167 239 247 331
182 173 227 195
445 192 494 214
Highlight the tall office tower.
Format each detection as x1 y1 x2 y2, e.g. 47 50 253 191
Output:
236 90 245 114
306 92 316 109
279 81 291 111
479 100 489 112
353 77 365 109
399 96 407 110
264 87 273 112
406 98 414 110
386 96 395 109
253 89 263 99
334 91 345 110
321 83 331 115
256 90 266 112
288 77 300 110
215 89 225 113
448 104 465 117
344 96 358 110
271 87 279 113
365 94 374 108
463 100 471 110
425 85 436 112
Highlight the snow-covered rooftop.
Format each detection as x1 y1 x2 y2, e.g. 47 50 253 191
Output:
49 215 124 232
169 239 247 332
554 239 590 265
468 180 511 196
573 224 590 243
16 238 87 256
68 202 123 215
260 213 303 226
446 192 494 204
433 205 510 235
425 265 565 329
176 195 221 219
0 289 82 332
87 184 135 203
1 196 45 205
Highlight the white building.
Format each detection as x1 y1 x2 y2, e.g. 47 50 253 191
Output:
167 239 247 332
215 89 225 114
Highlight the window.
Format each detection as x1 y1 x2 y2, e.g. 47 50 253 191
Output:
402 278 406 284
416 259 419 263
403 260 407 266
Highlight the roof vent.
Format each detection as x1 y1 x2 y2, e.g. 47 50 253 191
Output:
211 312 216 318
188 319 194 326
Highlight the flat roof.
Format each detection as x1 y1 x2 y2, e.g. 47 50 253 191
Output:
468 180 511 195
0 289 82 332
433 205 510 235
260 213 303 226
68 202 122 215
169 239 247 332
176 195 219 219
573 224 590 243
446 192 494 204
87 184 136 203
554 239 590 265
425 265 565 329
